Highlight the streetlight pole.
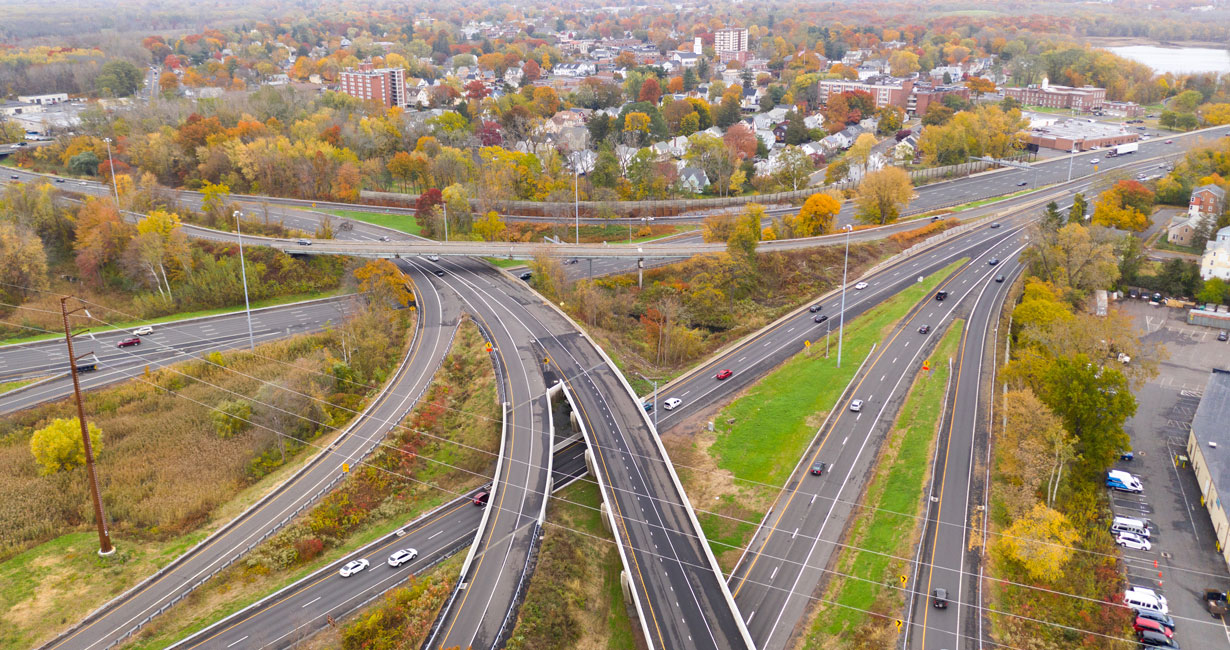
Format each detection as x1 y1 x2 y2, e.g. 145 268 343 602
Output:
103 137 120 211
233 211 256 350
60 297 114 556
443 201 449 242
837 223 852 368
574 154 580 245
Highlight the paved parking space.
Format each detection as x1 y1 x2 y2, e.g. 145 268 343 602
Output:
1117 300 1230 649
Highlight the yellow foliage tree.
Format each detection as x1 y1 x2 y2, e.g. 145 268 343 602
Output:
353 259 413 307
1201 103 1230 126
996 502 1079 581
855 166 913 224
793 192 841 237
473 210 506 241
30 417 103 476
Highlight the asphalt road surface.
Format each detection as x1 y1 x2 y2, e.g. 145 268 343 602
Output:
0 296 359 414
39 263 460 650
174 440 588 650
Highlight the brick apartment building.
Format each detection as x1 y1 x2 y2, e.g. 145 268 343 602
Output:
1003 78 1106 111
339 62 407 108
817 76 968 116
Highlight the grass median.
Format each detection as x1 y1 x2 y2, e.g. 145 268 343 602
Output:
322 208 423 236
801 319 964 648
663 258 967 570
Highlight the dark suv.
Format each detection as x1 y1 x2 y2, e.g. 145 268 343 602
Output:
935 291 948 301
932 588 948 609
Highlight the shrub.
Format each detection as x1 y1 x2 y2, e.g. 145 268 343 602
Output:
29 417 103 475
211 399 252 438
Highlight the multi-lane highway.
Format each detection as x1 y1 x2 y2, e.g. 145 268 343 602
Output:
0 295 358 414
38 264 460 650
173 440 588 650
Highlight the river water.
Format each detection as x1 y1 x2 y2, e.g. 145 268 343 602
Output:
1109 45 1230 75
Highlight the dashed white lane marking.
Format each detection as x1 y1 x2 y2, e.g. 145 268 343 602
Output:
227 636 249 647
301 596 321 608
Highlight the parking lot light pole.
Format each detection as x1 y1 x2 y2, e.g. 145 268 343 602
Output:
837 223 852 368
233 211 256 350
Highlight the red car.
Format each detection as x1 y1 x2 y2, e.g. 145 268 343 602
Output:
117 337 141 348
715 369 733 380
473 491 489 507
1133 616 1173 638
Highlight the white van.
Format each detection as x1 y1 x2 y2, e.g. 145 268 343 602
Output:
1124 590 1168 616
1112 516 1151 538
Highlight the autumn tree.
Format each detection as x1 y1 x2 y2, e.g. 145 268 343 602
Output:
847 132 877 171
473 210 506 241
638 77 662 105
995 503 1079 582
30 417 102 475
354 259 413 308
775 145 814 191
1024 222 1119 301
685 133 739 197
793 192 840 237
855 167 913 224
965 77 996 99
723 123 757 161
0 222 49 306
888 50 920 77
1038 354 1135 475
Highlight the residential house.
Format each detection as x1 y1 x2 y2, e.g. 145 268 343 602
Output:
1168 214 1204 247
554 62 597 77
1202 226 1230 281
893 134 919 162
678 167 709 193
651 135 689 158
504 67 524 87
803 113 825 130
671 51 700 69
1190 184 1226 220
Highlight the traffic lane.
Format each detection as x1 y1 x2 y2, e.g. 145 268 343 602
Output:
0 297 357 380
918 254 1020 650
45 266 452 650
414 256 554 650
549 333 749 650
192 499 483 650
652 219 1028 429
734 245 1019 648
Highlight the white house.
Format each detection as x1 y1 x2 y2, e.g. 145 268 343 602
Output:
504 67 524 87
554 62 596 77
803 113 825 130
1202 226 1230 281
671 51 699 68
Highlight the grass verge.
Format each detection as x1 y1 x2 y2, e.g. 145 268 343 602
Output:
322 208 423 236
665 259 967 570
0 289 347 346
123 318 500 649
0 378 38 394
505 479 637 650
801 319 964 648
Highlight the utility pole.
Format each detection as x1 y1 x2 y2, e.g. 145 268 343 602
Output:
574 153 580 244
60 297 114 556
443 201 449 242
103 137 120 211
233 211 256 350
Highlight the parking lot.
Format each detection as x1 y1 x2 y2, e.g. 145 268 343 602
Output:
1115 298 1230 649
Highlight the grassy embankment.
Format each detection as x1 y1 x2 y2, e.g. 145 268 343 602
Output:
801 320 965 648
0 305 410 649
504 480 638 650
125 318 500 649
321 208 423 236
662 259 967 571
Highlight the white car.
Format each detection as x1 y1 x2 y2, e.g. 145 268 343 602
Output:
427 254 440 261
132 326 153 336
849 399 864 412
663 397 682 411
1090 158 1100 164
1126 586 1168 611
338 558 369 577
1116 532 1151 551
387 548 419 567
854 281 869 290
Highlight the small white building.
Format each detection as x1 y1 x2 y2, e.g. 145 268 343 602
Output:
1202 226 1230 281
18 93 68 105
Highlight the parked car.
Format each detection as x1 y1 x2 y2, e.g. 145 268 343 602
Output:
338 558 369 577
849 399 864 412
1204 589 1228 617
1126 586 1169 613
932 588 948 609
1136 629 1179 648
854 281 869 290
1151 292 1163 302
715 369 733 380
663 397 682 410
1134 616 1174 638
1107 470 1143 493
1135 608 1175 631
387 548 419 567
1219 331 1228 342
918 325 931 334
1116 531 1152 551
117 337 140 348
473 491 489 507
810 461 826 476
132 326 153 336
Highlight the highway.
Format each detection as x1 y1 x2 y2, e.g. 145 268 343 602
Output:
908 238 1025 650
0 296 358 414
172 440 589 650
38 263 461 650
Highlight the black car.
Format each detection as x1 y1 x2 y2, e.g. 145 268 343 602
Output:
809 304 822 313
1016 180 1028 186
1136 629 1178 648
918 325 931 334
434 269 445 277
519 271 532 281
1151 292 1163 302
565 259 579 265
989 222 1001 228
995 274 1005 283
1128 288 1140 299
1134 608 1175 631
988 258 999 266
810 461 826 476
932 588 948 609
814 314 829 324
54 178 65 183
935 290 948 301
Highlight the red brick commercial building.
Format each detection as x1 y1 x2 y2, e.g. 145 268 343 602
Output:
339 62 407 108
908 82 970 117
1004 78 1105 111
817 77 969 116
